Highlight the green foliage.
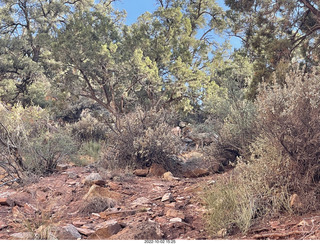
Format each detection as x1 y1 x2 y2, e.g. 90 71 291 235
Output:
225 0 320 98
205 99 257 165
104 107 183 171
121 0 228 113
68 109 109 142
0 103 77 176
203 51 257 165
0 0 94 104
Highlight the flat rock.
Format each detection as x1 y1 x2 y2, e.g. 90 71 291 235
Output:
169 217 183 223
183 168 210 178
76 227 95 236
84 173 105 186
166 209 185 220
161 193 174 202
7 192 31 207
88 220 122 240
131 197 151 207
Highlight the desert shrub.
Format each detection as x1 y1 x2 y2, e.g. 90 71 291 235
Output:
103 107 183 172
68 109 109 142
256 66 320 210
0 103 77 178
204 99 258 165
204 136 292 235
205 66 320 236
22 129 77 175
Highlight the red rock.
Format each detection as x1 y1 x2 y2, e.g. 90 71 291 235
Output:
108 182 120 191
72 220 88 228
88 220 122 240
0 221 8 230
0 198 10 206
76 227 95 236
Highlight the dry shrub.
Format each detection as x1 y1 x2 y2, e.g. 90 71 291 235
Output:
205 66 320 236
79 197 116 216
204 100 257 166
256 67 320 211
0 103 77 178
103 107 183 172
68 109 109 142
204 136 292 235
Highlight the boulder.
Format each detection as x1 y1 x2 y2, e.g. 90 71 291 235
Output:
84 173 105 186
88 220 122 240
148 164 167 177
53 224 81 240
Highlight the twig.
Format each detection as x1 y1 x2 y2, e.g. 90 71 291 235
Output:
0 178 20 187
253 231 310 240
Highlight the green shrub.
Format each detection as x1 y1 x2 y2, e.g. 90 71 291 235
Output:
103 107 183 172
23 129 77 174
204 99 258 165
0 103 77 178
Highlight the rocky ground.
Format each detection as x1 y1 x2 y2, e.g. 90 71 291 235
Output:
0 155 320 240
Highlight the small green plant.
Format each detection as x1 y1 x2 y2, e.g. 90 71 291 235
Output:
204 136 292 235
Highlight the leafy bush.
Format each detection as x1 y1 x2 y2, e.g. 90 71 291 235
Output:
103 107 183 172
0 103 77 179
204 137 292 235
